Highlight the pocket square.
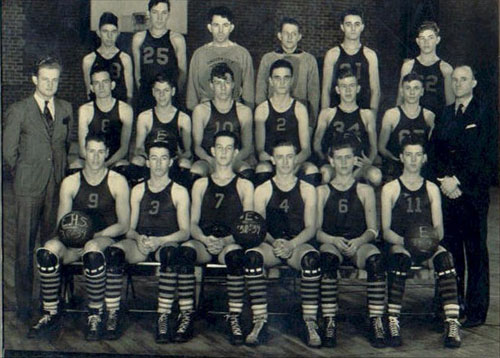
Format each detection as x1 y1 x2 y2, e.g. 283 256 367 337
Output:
62 116 70 125
465 123 477 129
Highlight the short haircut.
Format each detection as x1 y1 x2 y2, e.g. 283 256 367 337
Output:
402 71 423 85
85 133 108 148
33 56 62 76
210 62 234 82
336 67 357 82
269 59 294 77
417 21 440 36
148 0 170 11
272 140 297 154
152 72 177 89
327 133 359 158
340 8 364 24
208 6 233 23
90 64 111 81
213 130 240 149
279 17 301 32
99 12 118 28
454 64 476 80
145 139 175 158
400 134 426 154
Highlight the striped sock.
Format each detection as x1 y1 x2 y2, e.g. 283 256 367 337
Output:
321 276 338 317
84 257 106 312
178 271 195 312
387 272 407 317
158 267 177 314
245 265 268 319
105 271 123 312
436 270 460 319
227 274 245 314
38 260 61 314
367 280 386 317
301 271 321 320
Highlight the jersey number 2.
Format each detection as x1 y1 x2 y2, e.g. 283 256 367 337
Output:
143 47 169 65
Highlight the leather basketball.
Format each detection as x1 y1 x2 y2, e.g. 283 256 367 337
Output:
58 211 94 248
404 225 439 262
232 211 267 250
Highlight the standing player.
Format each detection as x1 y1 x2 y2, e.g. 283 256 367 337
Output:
321 8 380 115
379 72 435 178
132 0 187 112
255 17 320 131
244 141 320 348
28 134 130 341
190 63 253 179
381 136 461 348
316 137 386 348
397 21 454 117
186 6 254 110
82 12 133 103
314 68 381 185
103 140 193 342
184 131 254 345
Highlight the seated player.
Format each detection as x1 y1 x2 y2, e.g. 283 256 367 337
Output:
184 131 254 345
28 134 130 341
313 67 381 186
190 63 253 180
82 11 133 103
71 66 133 170
379 72 435 179
381 136 461 348
254 59 319 186
245 140 320 347
316 136 386 348
103 139 192 342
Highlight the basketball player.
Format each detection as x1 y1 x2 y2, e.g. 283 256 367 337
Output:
254 59 320 186
82 12 133 103
184 131 254 345
255 17 320 130
244 141 320 347
321 8 380 114
314 68 381 186
72 67 133 170
28 134 130 341
397 21 454 116
317 136 386 348
381 136 461 348
190 63 253 180
186 6 254 110
103 140 193 342
132 0 187 112
379 72 435 178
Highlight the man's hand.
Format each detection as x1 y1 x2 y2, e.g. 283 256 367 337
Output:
206 235 224 255
137 235 152 255
331 236 349 254
273 239 294 259
438 176 460 198
344 237 363 257
355 153 372 168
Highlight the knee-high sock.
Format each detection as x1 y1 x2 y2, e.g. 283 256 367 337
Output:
158 267 177 314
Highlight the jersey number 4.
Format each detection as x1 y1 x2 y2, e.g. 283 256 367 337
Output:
279 199 290 213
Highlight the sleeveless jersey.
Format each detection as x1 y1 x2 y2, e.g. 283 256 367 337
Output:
411 59 445 116
264 100 301 155
199 176 244 236
387 106 430 156
148 108 182 151
137 181 178 236
322 107 369 156
266 178 305 239
73 170 117 232
322 182 366 240
88 100 122 158
331 45 371 108
391 178 432 237
201 101 241 153
140 30 179 86
92 50 127 101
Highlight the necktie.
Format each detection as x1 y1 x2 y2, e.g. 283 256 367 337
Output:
43 100 54 135
455 103 464 120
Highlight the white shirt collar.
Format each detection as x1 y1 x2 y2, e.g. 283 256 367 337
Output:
455 95 473 113
33 92 55 119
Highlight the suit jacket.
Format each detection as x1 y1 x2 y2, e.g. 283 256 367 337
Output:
432 96 498 202
3 95 73 197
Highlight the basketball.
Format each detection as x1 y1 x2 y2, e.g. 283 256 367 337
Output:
232 211 267 250
404 225 439 262
58 211 95 248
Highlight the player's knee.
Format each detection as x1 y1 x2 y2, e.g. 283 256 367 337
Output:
225 249 245 276
177 246 196 274
366 166 382 187
321 165 335 184
131 155 146 166
433 251 456 278
82 251 106 275
254 162 273 186
113 159 129 168
190 161 210 177
36 248 60 273
365 253 386 281
244 250 264 276
301 251 321 277
238 167 255 183
178 157 192 170
175 166 194 189
69 158 85 169
388 252 412 277
122 163 148 186
300 163 321 186
158 246 178 272
104 246 126 274
320 252 339 279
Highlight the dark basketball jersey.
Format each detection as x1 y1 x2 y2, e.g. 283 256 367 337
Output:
73 170 117 232
201 101 241 153
137 181 178 236
410 59 445 116
331 45 371 108
322 107 369 156
266 178 305 239
264 100 301 155
140 30 179 86
391 178 432 237
387 106 430 156
92 50 127 101
148 108 182 151
88 100 123 158
322 182 366 240
199 176 244 236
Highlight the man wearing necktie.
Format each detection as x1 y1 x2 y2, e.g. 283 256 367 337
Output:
3 57 74 320
431 65 498 328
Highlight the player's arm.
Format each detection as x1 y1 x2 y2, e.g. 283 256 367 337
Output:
295 101 312 165
192 103 214 165
82 53 96 100
427 181 444 240
132 31 146 89
315 185 331 243
254 102 272 162
313 108 335 160
190 178 210 246
440 60 455 106
378 108 399 161
178 112 193 160
120 52 134 103
222 179 255 246
356 184 378 244
77 103 93 159
171 32 187 92
396 60 414 105
255 55 270 106
105 102 133 167
321 47 340 109
361 109 378 162
234 104 253 163
289 182 317 248
365 47 381 115
132 111 152 164
95 173 130 238
126 183 145 240
254 181 275 244
56 176 78 225
381 181 404 246
422 108 436 140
